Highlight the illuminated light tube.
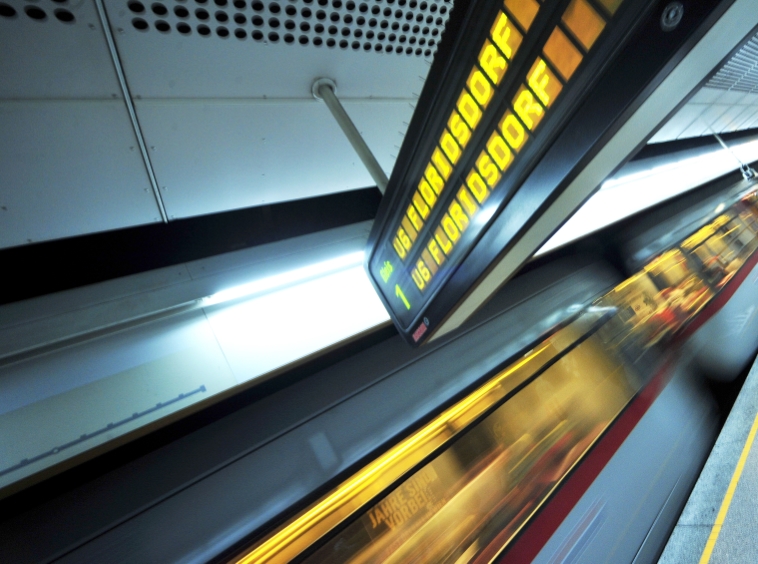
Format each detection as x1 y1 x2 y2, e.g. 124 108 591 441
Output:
536 138 758 255
200 251 365 307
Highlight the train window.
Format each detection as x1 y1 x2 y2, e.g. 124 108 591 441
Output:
726 216 758 255
741 191 758 213
738 207 758 234
302 323 636 563
681 214 757 289
596 249 712 347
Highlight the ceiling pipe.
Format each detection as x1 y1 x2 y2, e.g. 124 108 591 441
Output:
312 78 389 194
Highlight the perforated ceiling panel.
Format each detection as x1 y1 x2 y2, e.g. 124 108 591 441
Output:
105 0 449 98
650 30 758 144
122 0 448 57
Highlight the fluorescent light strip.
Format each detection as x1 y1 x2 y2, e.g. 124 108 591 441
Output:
536 138 758 255
200 251 366 307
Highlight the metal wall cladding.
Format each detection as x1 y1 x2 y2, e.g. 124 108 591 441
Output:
0 0 120 98
0 0 161 248
105 0 450 220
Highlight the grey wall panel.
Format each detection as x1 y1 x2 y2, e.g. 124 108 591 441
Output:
134 99 413 218
0 101 161 248
0 0 121 99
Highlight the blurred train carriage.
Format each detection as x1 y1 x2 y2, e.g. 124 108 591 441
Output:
236 180 758 564
5 179 758 564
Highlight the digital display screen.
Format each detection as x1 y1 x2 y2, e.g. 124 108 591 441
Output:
366 0 721 345
368 0 625 341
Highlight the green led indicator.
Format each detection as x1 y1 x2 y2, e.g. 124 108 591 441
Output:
395 284 411 310
380 260 394 283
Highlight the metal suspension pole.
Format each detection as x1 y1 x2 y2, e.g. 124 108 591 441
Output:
312 78 389 194
712 132 757 181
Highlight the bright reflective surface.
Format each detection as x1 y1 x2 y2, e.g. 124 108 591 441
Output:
0 262 389 492
538 138 758 255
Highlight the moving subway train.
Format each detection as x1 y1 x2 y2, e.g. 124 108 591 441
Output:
233 178 758 564
1 174 758 563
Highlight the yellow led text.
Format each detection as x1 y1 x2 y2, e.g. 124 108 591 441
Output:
391 5 532 262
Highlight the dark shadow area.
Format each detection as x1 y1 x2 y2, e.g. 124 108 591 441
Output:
0 186 381 306
707 354 756 428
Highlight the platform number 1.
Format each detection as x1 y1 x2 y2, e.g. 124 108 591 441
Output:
395 284 411 310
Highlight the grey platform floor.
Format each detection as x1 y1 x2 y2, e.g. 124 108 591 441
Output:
659 356 758 564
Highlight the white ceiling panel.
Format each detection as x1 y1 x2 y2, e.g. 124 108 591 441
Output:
99 0 448 220
0 0 121 99
711 103 752 132
722 104 758 132
650 33 758 144
706 33 758 93
693 103 732 130
135 98 412 218
0 0 451 246
104 0 447 98
745 110 758 130
676 104 730 139
674 116 710 140
688 86 725 104
734 105 758 129
0 101 161 248
648 103 705 143
735 104 758 127
0 0 161 249
713 89 748 104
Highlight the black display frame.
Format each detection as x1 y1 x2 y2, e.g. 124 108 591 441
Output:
366 0 734 346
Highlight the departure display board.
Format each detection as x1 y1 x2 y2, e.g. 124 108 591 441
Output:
366 0 730 345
